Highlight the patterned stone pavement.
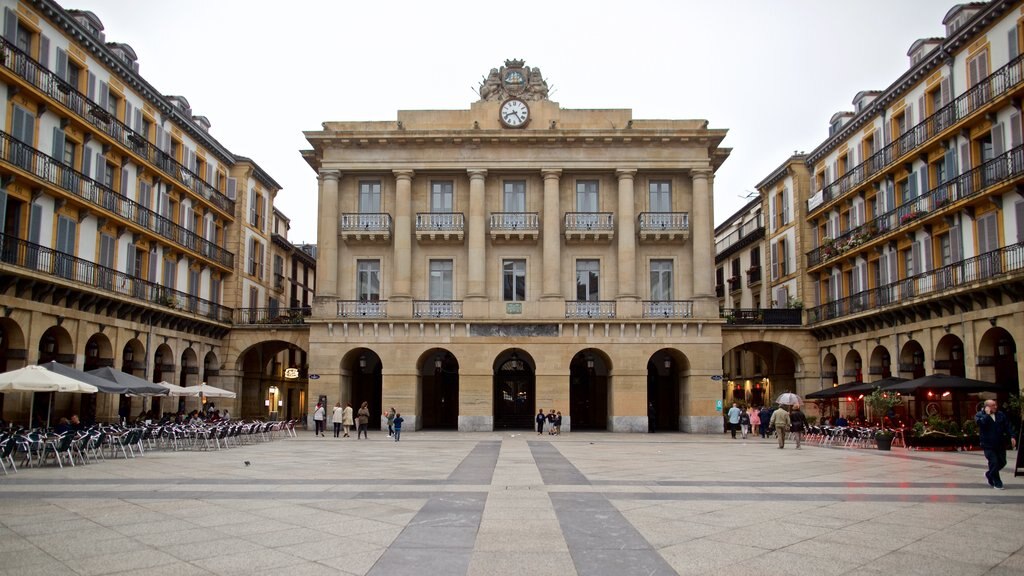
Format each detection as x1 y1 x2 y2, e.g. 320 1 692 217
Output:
0 430 1022 576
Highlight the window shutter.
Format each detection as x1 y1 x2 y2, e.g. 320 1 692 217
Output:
1011 114 1022 149
943 148 957 183
1014 203 1024 244
0 188 6 236
120 168 128 196
851 268 860 294
1011 26 1020 60
810 173 817 193
82 148 91 178
263 196 269 231
918 167 929 197
94 152 104 182
918 95 926 123
56 48 67 82
38 34 49 69
940 77 951 105
227 177 236 200
160 190 170 218
98 81 109 111
134 109 143 134
782 188 790 224
3 7 17 43
950 226 963 261
125 101 133 128
179 204 187 230
775 286 787 309
923 238 933 272
206 163 213 184
960 142 971 173
28 203 41 244
889 250 898 281
993 123 1005 160
51 127 65 161
769 195 777 232
770 242 779 280
911 242 922 276
906 104 915 129
879 253 889 285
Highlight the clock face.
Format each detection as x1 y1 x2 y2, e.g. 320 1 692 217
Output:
500 99 529 128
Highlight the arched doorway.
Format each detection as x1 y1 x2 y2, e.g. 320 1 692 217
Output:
122 339 145 377
179 348 199 388
153 343 175 416
868 345 891 379
821 353 838 387
899 340 926 379
35 325 72 426
419 348 459 429
646 349 683 432
239 341 311 422
843 350 862 383
0 319 27 420
492 348 535 430
935 334 966 377
569 349 610 431
343 349 382 430
978 327 1017 390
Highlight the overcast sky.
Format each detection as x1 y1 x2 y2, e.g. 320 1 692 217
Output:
80 0 952 244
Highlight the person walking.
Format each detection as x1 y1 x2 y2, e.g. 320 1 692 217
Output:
758 405 772 438
727 403 741 439
789 404 807 449
357 401 370 439
976 399 1016 489
554 411 562 435
749 406 761 438
313 403 325 437
332 402 344 438
770 404 792 449
385 407 396 437
536 409 546 435
393 412 404 442
547 409 557 435
342 403 353 437
739 408 751 439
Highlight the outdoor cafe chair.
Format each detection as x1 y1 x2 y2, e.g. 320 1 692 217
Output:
41 433 76 468
18 431 45 468
0 437 17 474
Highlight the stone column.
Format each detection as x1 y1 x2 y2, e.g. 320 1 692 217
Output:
316 171 340 296
691 168 714 298
467 169 488 299
616 169 638 300
392 170 415 299
541 169 562 300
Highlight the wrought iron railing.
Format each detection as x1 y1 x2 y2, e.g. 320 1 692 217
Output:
413 300 463 318
642 300 693 318
0 233 231 322
808 144 1024 267
638 212 689 231
715 213 763 253
808 51 1024 214
234 307 309 325
415 212 465 231
0 37 235 214
721 308 803 326
337 300 388 318
746 266 762 284
0 131 234 268
340 213 392 232
808 242 1024 324
565 300 616 319
489 212 539 230
564 212 614 231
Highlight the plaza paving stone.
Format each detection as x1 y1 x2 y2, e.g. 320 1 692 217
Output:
0 431 1021 576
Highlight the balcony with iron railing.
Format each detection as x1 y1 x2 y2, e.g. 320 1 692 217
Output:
234 307 310 326
807 242 1024 324
807 51 1024 215
727 276 742 293
489 212 539 242
0 132 234 269
721 308 803 326
808 144 1024 268
565 300 616 319
638 212 689 243
337 300 388 318
340 213 392 243
564 212 614 242
413 300 463 318
415 212 465 242
0 37 235 215
0 233 232 323
642 300 693 318
746 266 762 285
715 213 764 259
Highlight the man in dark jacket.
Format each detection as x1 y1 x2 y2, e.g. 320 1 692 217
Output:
758 406 772 438
975 399 1016 489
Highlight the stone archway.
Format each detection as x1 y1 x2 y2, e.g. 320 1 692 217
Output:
37 325 73 365
899 340 926 379
843 349 863 383
935 334 966 377
418 348 459 430
646 349 688 432
868 345 891 379
339 348 382 430
83 333 113 371
977 327 1017 389
0 318 27 372
493 348 536 430
237 340 311 422
569 348 611 431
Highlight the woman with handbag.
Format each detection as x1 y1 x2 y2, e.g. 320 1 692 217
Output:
357 401 370 439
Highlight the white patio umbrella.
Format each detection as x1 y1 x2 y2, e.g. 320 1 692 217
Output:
154 381 192 396
182 382 236 399
776 392 802 406
0 365 99 427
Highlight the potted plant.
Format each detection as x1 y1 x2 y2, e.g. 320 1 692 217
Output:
865 386 902 450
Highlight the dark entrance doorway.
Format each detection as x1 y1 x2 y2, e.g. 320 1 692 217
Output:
350 351 383 430
493 350 534 429
647 351 680 432
422 350 459 429
569 351 608 431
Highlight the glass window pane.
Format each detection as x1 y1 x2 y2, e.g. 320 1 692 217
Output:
431 182 453 212
576 181 598 212
503 181 526 212
359 181 381 213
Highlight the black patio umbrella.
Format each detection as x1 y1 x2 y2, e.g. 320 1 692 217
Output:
807 377 909 399
86 366 170 396
39 361 119 392
880 373 1004 394
806 381 867 399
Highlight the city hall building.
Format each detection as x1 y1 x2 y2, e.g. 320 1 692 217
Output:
303 61 731 432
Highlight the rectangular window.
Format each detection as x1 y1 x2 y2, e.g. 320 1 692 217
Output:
429 259 454 300
356 260 380 301
210 277 221 305
503 181 526 212
359 181 381 213
163 259 176 289
649 181 671 212
576 180 599 212
576 259 599 302
502 259 526 302
430 181 453 212
650 259 673 301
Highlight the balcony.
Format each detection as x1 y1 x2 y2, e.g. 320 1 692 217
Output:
337 300 388 318
0 233 231 324
638 212 689 243
721 308 803 326
808 144 1024 268
565 300 616 319
0 38 235 215
415 212 464 242
807 51 1024 216
642 300 693 318
727 276 742 293
0 132 234 269
564 212 614 242
807 241 1024 324
489 212 539 242
340 213 392 243
746 266 762 285
234 307 309 326
413 300 463 319
715 213 764 261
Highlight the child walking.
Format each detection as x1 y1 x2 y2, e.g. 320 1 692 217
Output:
393 412 404 442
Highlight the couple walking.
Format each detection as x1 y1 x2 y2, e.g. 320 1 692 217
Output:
321 401 370 438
